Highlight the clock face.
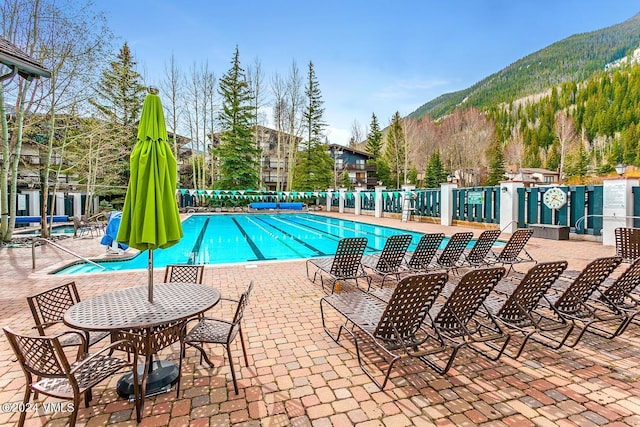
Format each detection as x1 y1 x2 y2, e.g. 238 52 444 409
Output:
543 187 567 210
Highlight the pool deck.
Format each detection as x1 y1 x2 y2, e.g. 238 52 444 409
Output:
1 212 640 426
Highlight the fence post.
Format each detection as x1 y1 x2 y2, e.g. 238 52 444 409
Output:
500 181 524 233
374 185 386 218
326 189 333 212
55 193 65 216
339 188 346 213
602 178 639 245
354 187 362 215
23 190 40 217
69 193 82 217
440 183 457 226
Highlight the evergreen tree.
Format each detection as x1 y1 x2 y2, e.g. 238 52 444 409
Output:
408 166 418 185
217 46 260 190
340 168 353 189
365 113 383 157
424 151 448 188
292 143 333 190
90 42 146 189
384 111 406 188
302 61 325 156
91 43 146 132
292 61 332 190
485 143 506 186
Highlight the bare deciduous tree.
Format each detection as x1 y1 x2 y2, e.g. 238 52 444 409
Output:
285 61 303 191
555 110 578 179
271 73 287 191
1 0 111 240
162 54 184 162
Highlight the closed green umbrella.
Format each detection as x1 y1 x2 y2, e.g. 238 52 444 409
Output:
117 87 183 302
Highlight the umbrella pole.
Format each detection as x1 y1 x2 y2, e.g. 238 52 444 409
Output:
148 249 154 303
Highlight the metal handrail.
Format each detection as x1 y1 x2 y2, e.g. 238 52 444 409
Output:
32 237 106 270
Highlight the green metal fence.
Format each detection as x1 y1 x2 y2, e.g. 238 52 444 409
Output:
452 187 500 224
414 189 440 217
518 185 603 235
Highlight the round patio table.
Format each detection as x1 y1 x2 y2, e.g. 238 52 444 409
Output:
64 282 220 408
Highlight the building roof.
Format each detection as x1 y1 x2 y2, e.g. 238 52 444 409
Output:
328 143 373 159
0 36 51 80
506 166 559 175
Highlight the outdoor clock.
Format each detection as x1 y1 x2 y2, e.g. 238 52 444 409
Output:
543 187 567 210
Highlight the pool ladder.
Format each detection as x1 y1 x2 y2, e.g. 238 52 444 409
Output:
32 237 106 270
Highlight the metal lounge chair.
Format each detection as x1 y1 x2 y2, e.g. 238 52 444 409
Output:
542 256 623 346
596 258 640 336
615 227 640 263
320 272 449 389
419 267 507 374
484 261 571 358
306 237 370 293
361 234 413 288
3 327 142 426
403 233 445 272
179 282 253 395
460 229 501 268
486 228 535 274
430 231 474 274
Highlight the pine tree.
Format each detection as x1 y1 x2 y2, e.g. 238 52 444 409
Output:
91 43 145 132
302 61 325 156
365 113 382 158
424 151 448 188
486 143 506 186
217 47 260 190
384 112 406 188
292 62 332 190
89 42 146 189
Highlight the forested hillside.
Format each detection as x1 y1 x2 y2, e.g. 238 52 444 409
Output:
409 13 640 120
370 12 640 188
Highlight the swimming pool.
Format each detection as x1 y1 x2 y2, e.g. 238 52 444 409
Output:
17 224 76 236
55 213 484 274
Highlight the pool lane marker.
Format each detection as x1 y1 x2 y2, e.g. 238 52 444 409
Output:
280 215 380 252
230 217 273 261
189 216 210 264
255 216 327 256
243 216 308 258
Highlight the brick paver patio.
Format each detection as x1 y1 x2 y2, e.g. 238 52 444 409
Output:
1 212 639 426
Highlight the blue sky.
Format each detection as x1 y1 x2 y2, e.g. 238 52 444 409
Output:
102 1 640 145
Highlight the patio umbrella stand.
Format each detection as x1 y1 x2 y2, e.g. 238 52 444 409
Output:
116 87 184 397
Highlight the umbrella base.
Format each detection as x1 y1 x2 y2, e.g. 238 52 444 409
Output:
117 360 179 399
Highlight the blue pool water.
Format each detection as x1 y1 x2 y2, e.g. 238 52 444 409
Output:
17 225 76 236
55 213 485 274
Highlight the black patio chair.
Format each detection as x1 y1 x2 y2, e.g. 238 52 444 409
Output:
484 261 571 358
615 227 640 263
486 228 535 274
361 234 413 288
27 282 110 350
3 327 141 426
179 282 253 395
320 272 449 389
403 233 445 272
418 267 507 374
542 256 623 346
306 237 370 293
459 229 501 268
164 264 205 284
